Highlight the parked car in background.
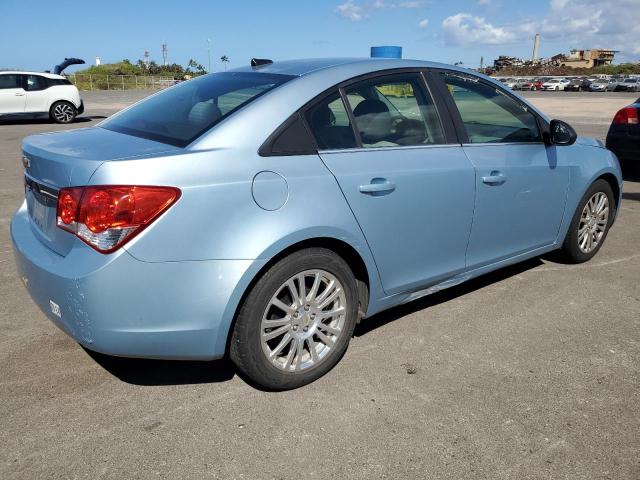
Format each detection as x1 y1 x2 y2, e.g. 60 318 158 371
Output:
0 71 83 123
11 58 622 389
542 78 570 91
590 79 617 92
503 78 519 89
565 78 592 91
606 98 640 168
516 79 544 90
615 78 640 92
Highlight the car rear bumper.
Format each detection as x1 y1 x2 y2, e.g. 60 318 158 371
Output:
11 201 257 360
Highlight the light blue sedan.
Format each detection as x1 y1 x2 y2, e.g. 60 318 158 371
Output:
11 58 622 389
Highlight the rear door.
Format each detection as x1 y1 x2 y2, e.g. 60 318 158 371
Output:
308 71 475 295
436 70 570 269
23 75 50 113
0 74 26 114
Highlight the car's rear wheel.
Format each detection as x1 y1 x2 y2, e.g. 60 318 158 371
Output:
560 179 615 263
50 101 77 124
230 248 359 390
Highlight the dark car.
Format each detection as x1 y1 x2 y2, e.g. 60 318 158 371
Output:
615 78 640 92
606 99 640 167
565 78 591 92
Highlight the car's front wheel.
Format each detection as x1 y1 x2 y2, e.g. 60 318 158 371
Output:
230 248 359 390
560 179 615 263
50 101 77 124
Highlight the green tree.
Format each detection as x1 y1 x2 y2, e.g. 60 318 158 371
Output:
220 55 230 71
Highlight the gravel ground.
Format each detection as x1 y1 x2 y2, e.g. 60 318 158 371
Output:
0 90 638 480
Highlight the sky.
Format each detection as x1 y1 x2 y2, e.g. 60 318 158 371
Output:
1 0 639 73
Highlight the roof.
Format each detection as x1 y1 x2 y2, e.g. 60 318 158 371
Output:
231 57 449 77
0 71 66 79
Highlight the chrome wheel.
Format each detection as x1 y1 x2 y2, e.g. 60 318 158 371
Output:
578 191 609 253
260 269 347 372
53 103 75 122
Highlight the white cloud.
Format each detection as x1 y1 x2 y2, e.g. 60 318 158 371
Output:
442 13 516 45
419 18 429 28
441 1 640 61
477 0 491 5
336 2 364 21
336 0 422 21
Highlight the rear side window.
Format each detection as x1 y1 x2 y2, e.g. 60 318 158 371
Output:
101 72 294 147
344 73 445 148
305 92 357 150
442 72 541 144
0 74 21 89
25 75 47 91
47 78 72 86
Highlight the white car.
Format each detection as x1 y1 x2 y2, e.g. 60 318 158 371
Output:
542 78 570 91
501 78 519 89
0 71 83 123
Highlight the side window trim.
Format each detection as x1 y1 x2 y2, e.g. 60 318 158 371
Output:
420 70 460 144
338 87 363 148
258 111 317 157
300 68 456 153
343 71 445 149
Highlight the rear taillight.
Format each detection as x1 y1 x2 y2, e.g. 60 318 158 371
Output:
56 185 181 253
612 106 639 125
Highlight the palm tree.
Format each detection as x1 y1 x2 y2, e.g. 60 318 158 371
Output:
220 55 230 71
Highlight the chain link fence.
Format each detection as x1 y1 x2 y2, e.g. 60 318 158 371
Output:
68 74 179 91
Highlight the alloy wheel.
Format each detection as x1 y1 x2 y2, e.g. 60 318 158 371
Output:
578 192 609 253
53 103 75 123
260 269 347 372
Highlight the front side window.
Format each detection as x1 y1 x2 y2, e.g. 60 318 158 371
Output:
25 75 47 91
101 72 294 147
442 73 541 144
305 92 357 150
344 73 445 148
0 74 21 89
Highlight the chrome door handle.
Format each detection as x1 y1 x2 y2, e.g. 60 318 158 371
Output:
359 180 396 195
482 172 507 185
15 92 25 96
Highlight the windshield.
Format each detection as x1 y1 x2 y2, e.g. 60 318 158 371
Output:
101 72 294 147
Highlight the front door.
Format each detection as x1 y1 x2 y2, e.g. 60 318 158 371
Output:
307 73 475 295
438 71 570 269
0 74 26 114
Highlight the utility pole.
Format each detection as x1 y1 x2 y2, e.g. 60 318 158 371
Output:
143 50 150 71
161 41 168 66
207 38 212 73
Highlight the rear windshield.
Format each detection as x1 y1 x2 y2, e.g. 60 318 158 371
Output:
101 72 294 147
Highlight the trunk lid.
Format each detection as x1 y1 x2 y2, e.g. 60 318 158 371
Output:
22 126 180 256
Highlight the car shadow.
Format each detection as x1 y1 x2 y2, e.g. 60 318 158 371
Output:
354 257 543 337
84 348 236 386
0 115 105 125
85 256 544 387
622 192 640 202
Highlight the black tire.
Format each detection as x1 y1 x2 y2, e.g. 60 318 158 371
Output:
560 179 615 263
49 101 77 124
230 248 359 390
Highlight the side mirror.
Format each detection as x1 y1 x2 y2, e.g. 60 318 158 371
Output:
548 119 577 146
